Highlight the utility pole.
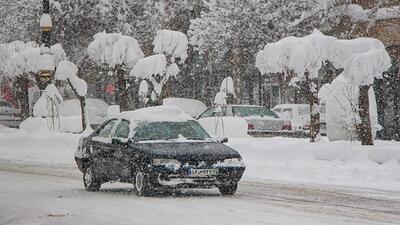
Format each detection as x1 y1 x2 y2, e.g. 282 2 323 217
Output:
38 0 53 91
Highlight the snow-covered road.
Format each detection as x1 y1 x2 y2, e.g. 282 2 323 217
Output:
1 163 399 225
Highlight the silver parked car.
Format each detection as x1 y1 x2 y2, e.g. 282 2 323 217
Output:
0 99 21 128
197 105 291 134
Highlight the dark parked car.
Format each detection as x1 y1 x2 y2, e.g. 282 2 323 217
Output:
75 106 245 196
0 99 21 128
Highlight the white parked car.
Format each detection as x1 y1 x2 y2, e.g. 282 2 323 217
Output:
272 104 326 134
58 98 110 129
162 97 207 118
0 99 21 128
198 105 291 134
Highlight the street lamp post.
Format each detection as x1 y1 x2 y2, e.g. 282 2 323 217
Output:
38 0 53 91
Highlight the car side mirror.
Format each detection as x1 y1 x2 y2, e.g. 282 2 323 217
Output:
218 136 228 144
112 138 128 145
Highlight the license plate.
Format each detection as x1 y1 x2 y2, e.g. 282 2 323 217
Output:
189 169 218 177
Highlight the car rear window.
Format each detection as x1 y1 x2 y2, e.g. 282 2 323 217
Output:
232 106 279 118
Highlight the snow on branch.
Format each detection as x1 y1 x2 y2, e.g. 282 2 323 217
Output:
87 31 145 69
129 54 167 80
33 84 63 117
343 49 391 87
256 29 388 82
344 4 400 22
153 30 188 64
0 41 67 77
220 76 235 97
55 60 87 96
331 38 385 68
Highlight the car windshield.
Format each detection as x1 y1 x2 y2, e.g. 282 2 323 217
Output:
232 106 279 118
132 120 211 142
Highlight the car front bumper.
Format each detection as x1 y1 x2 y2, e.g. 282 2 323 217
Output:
147 166 245 189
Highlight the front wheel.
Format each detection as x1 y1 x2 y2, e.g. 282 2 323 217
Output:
83 167 101 191
133 168 153 197
219 183 238 196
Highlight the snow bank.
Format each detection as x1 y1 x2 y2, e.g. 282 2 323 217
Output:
227 137 400 190
162 97 207 118
2 127 399 190
118 106 193 122
0 129 79 165
59 98 109 125
198 117 248 138
153 30 188 64
20 117 50 133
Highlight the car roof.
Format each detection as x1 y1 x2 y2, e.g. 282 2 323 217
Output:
273 104 309 109
116 106 194 123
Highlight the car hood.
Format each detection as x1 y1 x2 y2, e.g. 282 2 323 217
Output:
133 142 241 162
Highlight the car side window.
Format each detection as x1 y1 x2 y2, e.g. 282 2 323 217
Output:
0 101 11 107
97 119 118 138
114 120 130 139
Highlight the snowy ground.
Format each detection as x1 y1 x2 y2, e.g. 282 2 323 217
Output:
1 168 399 225
1 127 400 224
1 126 400 191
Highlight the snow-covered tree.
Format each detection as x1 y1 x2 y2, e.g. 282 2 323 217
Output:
55 60 89 132
256 30 391 144
219 76 236 104
87 31 144 111
130 30 188 105
188 0 339 102
342 49 391 145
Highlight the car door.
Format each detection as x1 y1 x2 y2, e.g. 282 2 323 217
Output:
90 119 119 179
110 119 132 180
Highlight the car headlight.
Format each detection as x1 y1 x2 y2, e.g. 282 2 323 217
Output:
153 159 181 170
215 158 245 167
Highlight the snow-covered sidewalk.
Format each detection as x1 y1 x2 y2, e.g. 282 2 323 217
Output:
1 126 399 191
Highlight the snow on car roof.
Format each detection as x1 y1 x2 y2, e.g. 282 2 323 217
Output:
230 105 266 107
117 106 193 122
272 104 309 109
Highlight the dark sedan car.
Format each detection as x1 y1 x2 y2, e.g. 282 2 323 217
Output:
74 106 245 196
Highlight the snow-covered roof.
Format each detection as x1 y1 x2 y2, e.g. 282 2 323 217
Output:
117 106 193 122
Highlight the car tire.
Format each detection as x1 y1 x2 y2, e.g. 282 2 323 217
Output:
83 166 101 191
134 168 152 197
218 183 238 196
